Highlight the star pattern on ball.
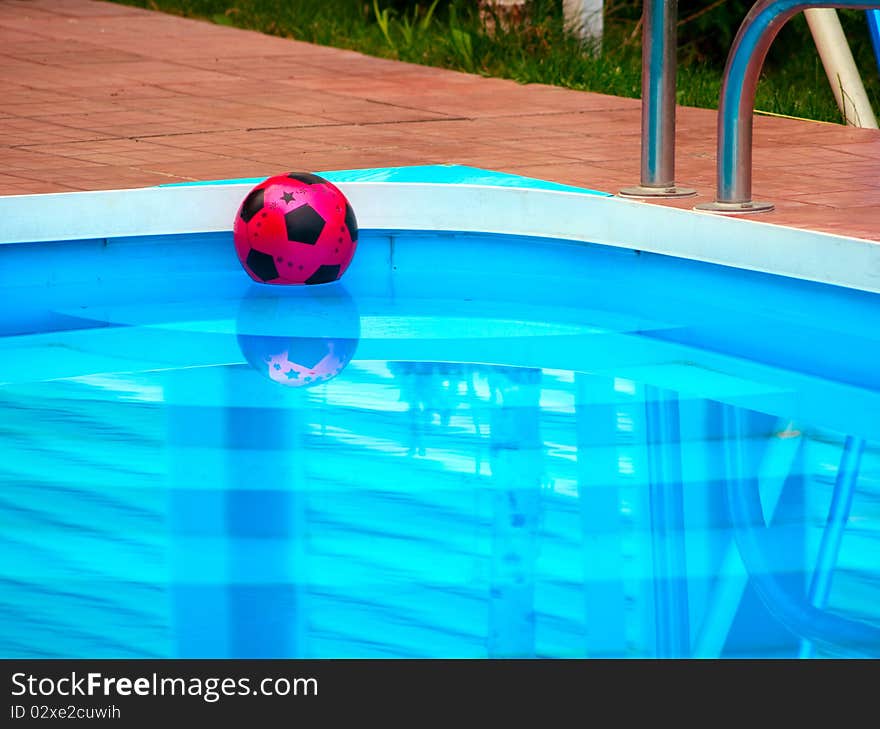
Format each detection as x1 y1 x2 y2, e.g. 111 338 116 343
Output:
233 171 357 286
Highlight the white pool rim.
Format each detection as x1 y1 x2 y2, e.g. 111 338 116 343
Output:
1 181 879 294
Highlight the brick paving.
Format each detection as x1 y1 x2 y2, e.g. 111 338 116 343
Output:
1 0 879 240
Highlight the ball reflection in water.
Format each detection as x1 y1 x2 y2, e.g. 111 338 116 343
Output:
236 284 359 388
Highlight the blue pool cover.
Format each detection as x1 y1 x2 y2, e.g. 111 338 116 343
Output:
159 163 612 196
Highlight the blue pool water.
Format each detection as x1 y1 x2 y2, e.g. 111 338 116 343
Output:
1 228 879 658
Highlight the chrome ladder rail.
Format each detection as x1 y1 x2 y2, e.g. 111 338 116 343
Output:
696 0 880 215
619 0 697 199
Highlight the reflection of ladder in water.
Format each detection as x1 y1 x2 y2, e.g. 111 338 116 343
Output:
799 436 866 657
575 375 670 656
576 376 692 657
697 410 876 658
575 372 877 658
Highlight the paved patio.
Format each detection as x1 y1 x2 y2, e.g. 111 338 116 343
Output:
1 0 879 240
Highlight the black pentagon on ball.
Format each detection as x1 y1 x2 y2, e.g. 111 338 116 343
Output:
239 188 265 223
288 172 329 185
344 202 358 242
246 248 279 282
284 204 325 245
305 264 341 285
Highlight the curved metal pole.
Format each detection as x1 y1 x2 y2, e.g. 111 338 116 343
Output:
720 404 880 657
799 435 865 658
695 0 880 215
619 0 696 199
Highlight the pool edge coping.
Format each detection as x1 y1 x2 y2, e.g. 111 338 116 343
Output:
1 177 879 295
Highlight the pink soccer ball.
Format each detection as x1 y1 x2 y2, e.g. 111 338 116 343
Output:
233 172 358 285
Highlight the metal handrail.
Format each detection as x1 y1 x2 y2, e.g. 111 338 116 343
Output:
619 0 696 198
696 0 880 215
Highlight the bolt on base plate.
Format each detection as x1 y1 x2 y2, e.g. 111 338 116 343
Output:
694 200 774 215
694 200 775 215
618 185 697 199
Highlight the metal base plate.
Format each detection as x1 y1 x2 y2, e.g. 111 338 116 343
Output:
694 200 775 215
618 185 697 199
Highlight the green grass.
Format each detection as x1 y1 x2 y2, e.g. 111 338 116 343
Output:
109 0 880 124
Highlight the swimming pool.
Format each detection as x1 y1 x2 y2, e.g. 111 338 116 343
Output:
1 166 879 658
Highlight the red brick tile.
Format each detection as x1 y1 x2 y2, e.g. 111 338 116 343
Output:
0 0 140 16
753 145 866 167
2 0 880 242
6 99 122 117
821 141 880 160
0 173 81 194
784 188 880 208
0 88 77 106
66 85 187 101
0 28 48 42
